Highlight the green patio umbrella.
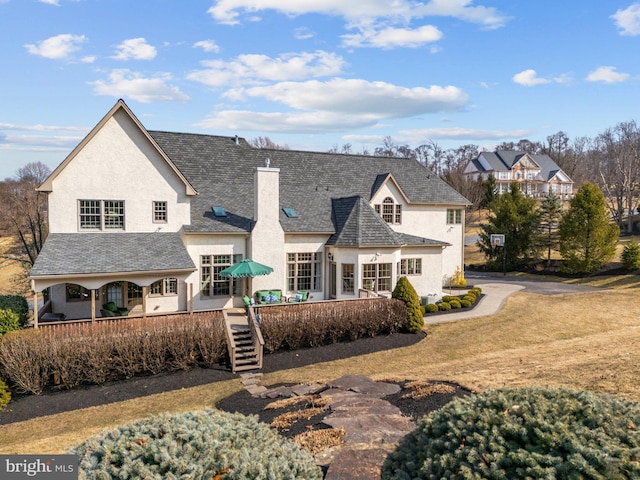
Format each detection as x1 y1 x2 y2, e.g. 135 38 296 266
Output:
219 259 273 278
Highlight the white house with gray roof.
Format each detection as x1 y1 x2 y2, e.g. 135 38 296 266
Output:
30 100 469 321
464 151 573 199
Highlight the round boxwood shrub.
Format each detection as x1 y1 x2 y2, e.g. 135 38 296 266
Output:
0 310 20 336
438 302 451 311
382 387 640 480
470 287 482 296
71 409 322 479
463 294 476 304
441 295 458 303
0 378 10 411
424 303 439 314
449 299 461 309
460 299 471 308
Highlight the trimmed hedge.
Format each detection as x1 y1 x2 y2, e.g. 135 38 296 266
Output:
383 387 640 479
0 378 10 411
71 409 322 479
392 276 424 333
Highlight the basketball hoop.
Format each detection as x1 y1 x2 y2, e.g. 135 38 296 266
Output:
490 234 505 248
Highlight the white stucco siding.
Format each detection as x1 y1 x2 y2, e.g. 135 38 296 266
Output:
184 233 247 310
399 247 444 298
47 110 190 233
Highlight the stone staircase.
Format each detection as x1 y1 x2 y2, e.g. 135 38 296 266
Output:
223 308 264 373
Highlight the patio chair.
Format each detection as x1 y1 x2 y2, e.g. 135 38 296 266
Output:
288 290 309 303
102 302 129 316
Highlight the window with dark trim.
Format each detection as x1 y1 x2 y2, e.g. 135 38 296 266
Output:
399 258 422 275
342 263 354 294
374 197 401 224
153 201 167 223
287 252 322 291
79 200 124 230
149 278 178 296
201 254 242 297
362 263 392 292
446 209 462 225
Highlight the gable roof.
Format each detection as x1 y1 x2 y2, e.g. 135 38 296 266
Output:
31 232 195 277
38 99 196 196
149 131 469 235
326 196 448 248
470 151 573 183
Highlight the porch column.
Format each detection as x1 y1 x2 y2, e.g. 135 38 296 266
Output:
91 289 96 323
33 291 39 329
142 286 147 318
189 282 193 315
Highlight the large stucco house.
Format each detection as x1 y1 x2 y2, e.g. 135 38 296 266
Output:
464 151 573 199
30 100 469 322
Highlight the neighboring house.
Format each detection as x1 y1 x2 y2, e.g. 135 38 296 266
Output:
30 100 469 321
464 151 573 199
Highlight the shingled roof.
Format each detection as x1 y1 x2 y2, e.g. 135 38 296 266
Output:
149 131 469 235
31 233 195 277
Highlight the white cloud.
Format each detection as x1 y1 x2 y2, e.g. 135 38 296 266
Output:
196 110 379 132
586 66 630 83
187 51 346 87
207 0 507 29
91 69 190 103
342 24 443 48
81 55 96 63
226 78 468 117
612 3 640 36
25 33 86 59
112 38 157 61
193 40 220 53
396 126 533 142
39 0 60 5
512 69 551 86
0 123 87 132
294 27 315 40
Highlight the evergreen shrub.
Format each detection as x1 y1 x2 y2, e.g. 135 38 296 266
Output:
441 295 458 303
449 300 461 309
460 299 471 308
424 304 439 314
438 302 451 311
392 276 424 333
0 310 21 336
71 409 322 479
621 240 640 270
0 296 28 328
382 387 640 480
470 287 482 295
0 378 10 411
463 294 476 304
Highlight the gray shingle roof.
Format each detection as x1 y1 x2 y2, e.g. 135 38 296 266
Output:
326 196 448 248
31 233 195 277
148 131 469 234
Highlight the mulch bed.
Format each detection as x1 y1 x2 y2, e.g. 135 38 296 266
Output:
216 379 471 441
0 332 427 425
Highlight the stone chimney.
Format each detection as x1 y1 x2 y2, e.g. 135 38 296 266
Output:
249 159 285 293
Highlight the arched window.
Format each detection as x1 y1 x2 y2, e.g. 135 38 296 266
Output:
379 197 401 224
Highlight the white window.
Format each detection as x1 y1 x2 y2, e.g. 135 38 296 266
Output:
399 258 422 275
447 209 462 225
363 263 392 292
79 200 124 230
149 278 178 296
287 252 322 291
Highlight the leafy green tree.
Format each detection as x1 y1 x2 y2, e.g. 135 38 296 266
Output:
479 182 539 270
392 276 423 333
559 182 619 273
536 191 563 266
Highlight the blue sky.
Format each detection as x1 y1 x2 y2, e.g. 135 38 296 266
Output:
1 1 640 179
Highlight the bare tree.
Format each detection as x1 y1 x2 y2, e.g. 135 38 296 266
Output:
250 136 289 150
0 162 51 269
593 121 640 233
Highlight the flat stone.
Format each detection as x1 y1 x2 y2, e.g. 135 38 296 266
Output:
329 401 403 417
239 372 262 379
327 375 400 397
323 413 415 444
292 383 327 396
246 385 268 396
324 445 394 480
261 385 294 398
241 377 259 386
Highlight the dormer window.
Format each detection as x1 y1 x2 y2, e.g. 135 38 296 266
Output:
375 197 401 224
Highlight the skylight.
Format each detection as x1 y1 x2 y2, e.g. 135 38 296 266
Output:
282 207 298 218
212 206 227 217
